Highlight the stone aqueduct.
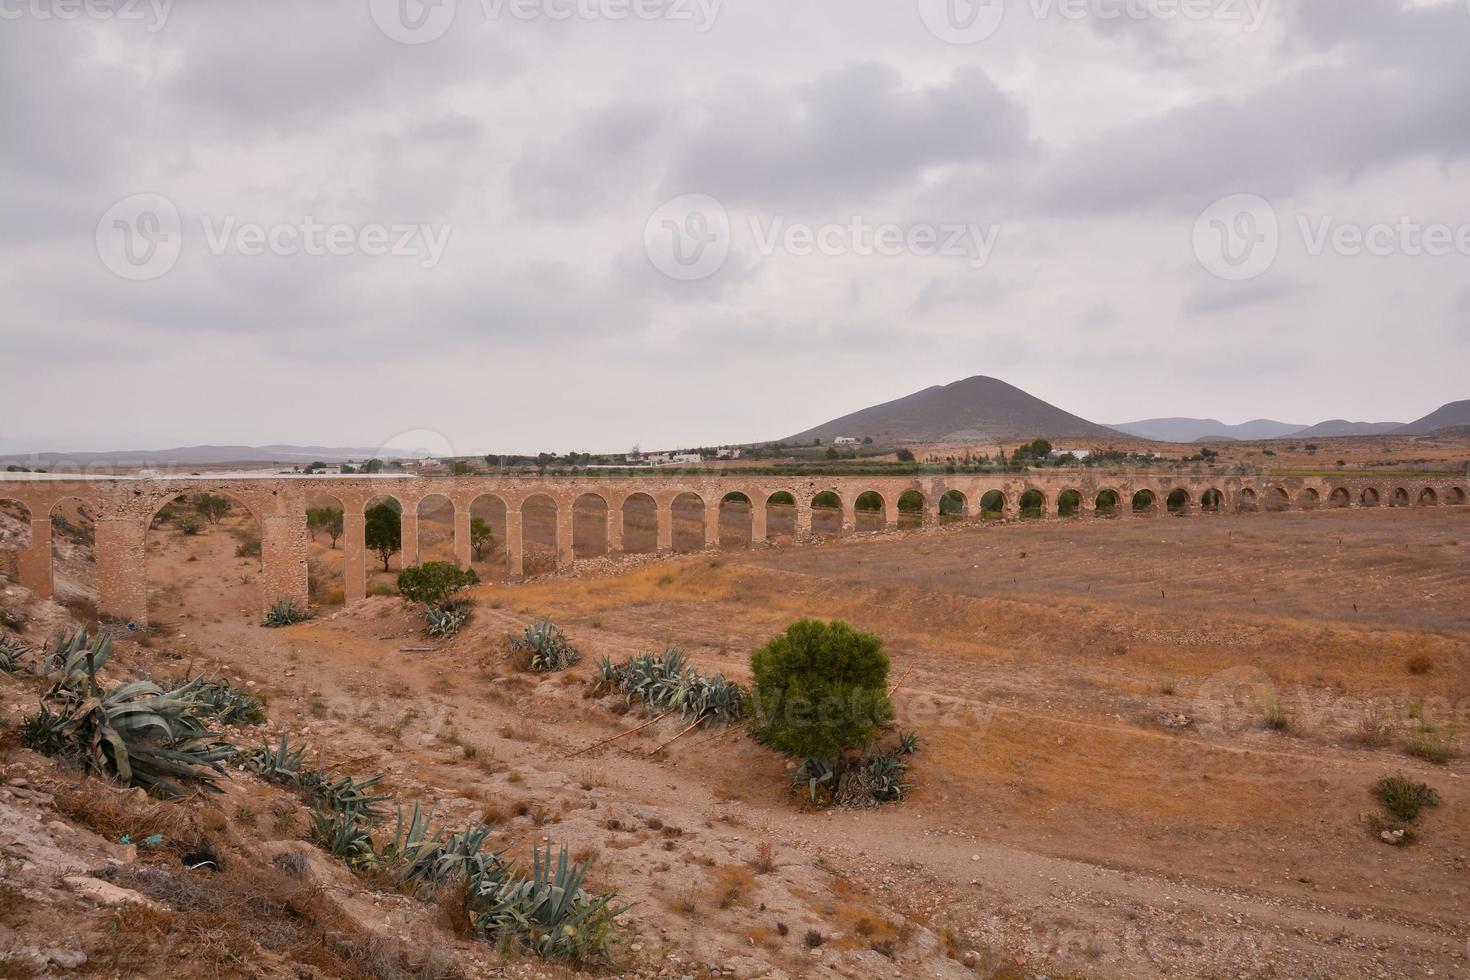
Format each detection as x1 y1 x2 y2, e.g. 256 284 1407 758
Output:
1 471 1465 626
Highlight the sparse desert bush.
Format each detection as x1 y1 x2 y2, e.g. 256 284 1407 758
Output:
1260 695 1289 731
751 619 892 760
1373 775 1439 823
511 617 580 672
1354 703 1396 748
1406 653 1432 675
262 598 311 628
234 535 262 558
1403 722 1457 764
398 562 479 607
750 840 776 874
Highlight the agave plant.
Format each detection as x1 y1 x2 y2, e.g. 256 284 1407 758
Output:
244 733 388 820
424 603 470 640
243 731 309 782
792 757 839 805
263 598 311 628
866 749 910 802
897 731 919 756
382 801 502 890
308 807 378 872
468 841 621 962
43 627 110 682
21 632 231 797
0 635 29 674
512 618 580 672
174 674 266 726
600 647 745 727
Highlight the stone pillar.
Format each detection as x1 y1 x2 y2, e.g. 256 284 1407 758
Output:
95 518 147 626
261 514 309 615
705 501 721 548
841 498 857 534
883 499 898 531
924 500 940 525
1079 497 1095 519
607 506 624 553
454 504 472 569
750 501 767 544
656 502 673 553
400 508 419 567
1117 491 1132 518
506 510 524 577
795 498 813 539
344 511 366 604
17 519 52 599
556 506 573 571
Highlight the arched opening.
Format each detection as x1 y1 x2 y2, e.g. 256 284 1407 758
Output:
811 491 843 537
1360 488 1381 508
469 494 509 578
146 491 261 626
363 494 404 594
304 493 346 608
1390 488 1410 508
1264 487 1291 513
1236 488 1258 512
718 492 752 548
853 491 885 532
1327 488 1351 509
520 493 559 574
1448 487 1466 506
765 491 796 541
938 490 967 522
980 490 1006 519
621 493 658 554
1018 489 1045 519
1200 489 1223 513
1166 489 1190 515
1057 489 1081 518
573 493 609 558
1297 488 1320 511
0 498 32 586
671 492 706 552
1131 489 1157 515
1417 488 1438 507
1094 490 1119 516
416 494 456 564
896 490 925 530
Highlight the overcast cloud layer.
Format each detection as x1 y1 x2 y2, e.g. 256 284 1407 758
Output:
2 0 1468 456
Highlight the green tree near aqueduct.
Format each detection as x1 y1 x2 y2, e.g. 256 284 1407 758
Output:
306 506 344 548
364 502 402 571
470 517 494 561
192 493 232 524
750 619 893 761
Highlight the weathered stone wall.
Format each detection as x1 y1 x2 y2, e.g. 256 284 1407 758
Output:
0 472 1465 626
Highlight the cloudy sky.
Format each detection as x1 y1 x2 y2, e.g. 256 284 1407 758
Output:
2 0 1467 456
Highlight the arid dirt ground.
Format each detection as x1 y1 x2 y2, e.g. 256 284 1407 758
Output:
2 505 1468 978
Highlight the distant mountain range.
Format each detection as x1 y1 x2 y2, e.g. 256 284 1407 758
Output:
783 376 1117 444
0 444 421 467
1113 401 1468 443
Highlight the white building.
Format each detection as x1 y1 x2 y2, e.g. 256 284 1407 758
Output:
833 436 860 446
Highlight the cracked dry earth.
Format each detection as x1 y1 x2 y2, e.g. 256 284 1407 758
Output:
2 506 1468 978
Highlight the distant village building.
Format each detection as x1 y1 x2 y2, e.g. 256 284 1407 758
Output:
716 448 742 459
1050 449 1091 461
833 436 860 446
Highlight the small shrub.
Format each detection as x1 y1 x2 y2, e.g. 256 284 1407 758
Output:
1354 704 1396 748
750 619 892 760
397 562 479 607
1373 775 1439 823
1403 723 1457 764
1406 653 1432 675
234 536 262 558
1260 695 1289 732
804 929 824 949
